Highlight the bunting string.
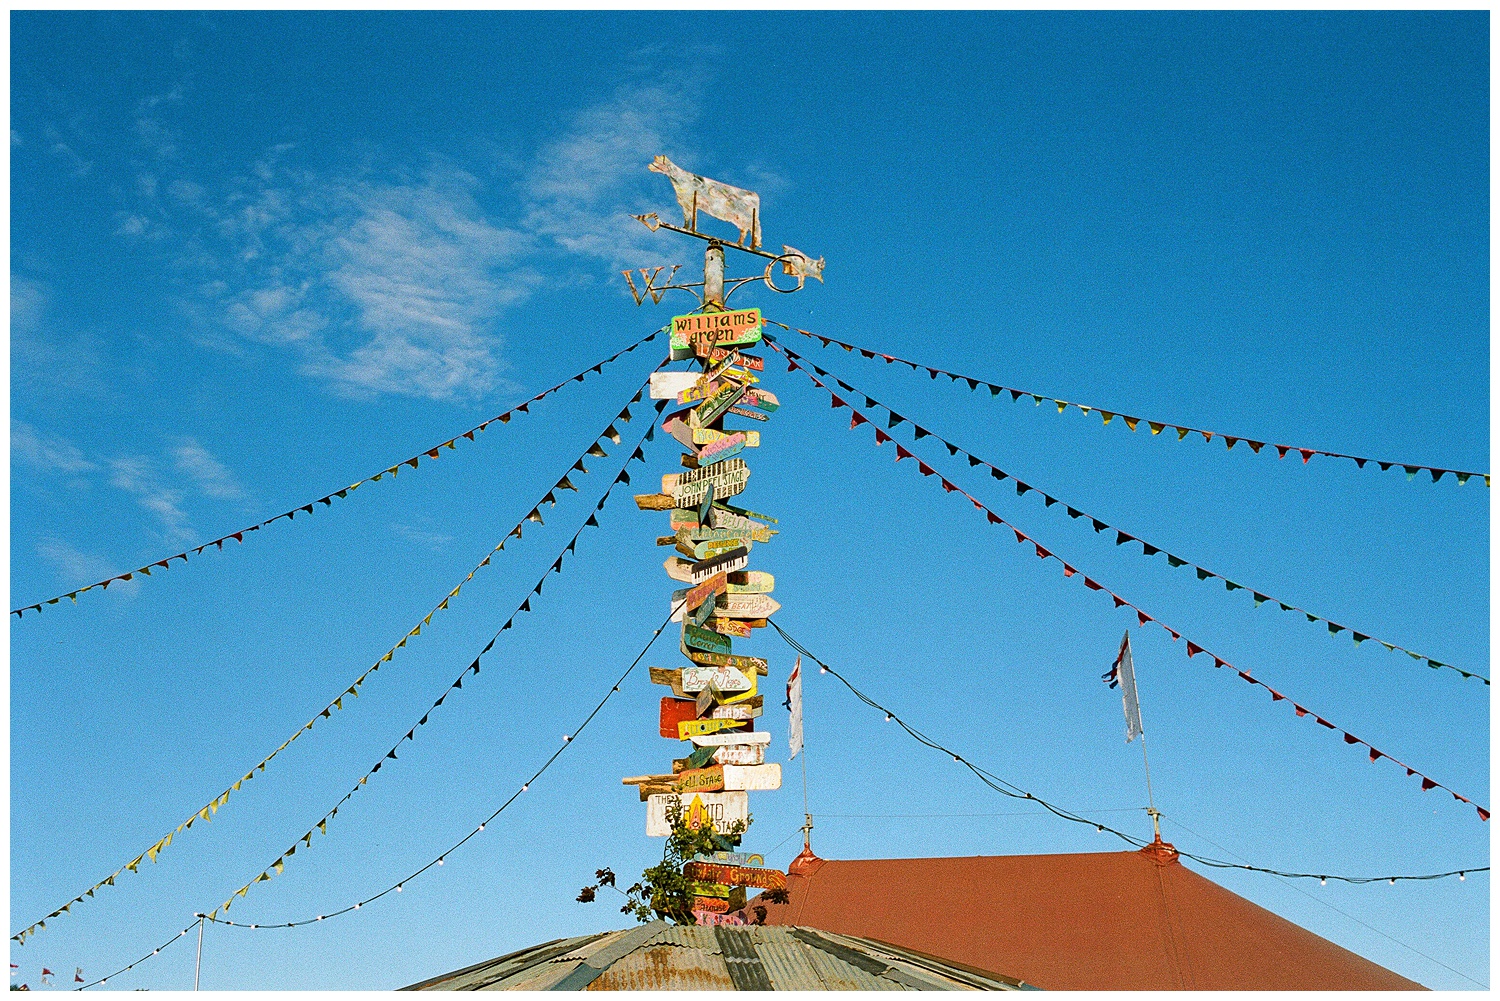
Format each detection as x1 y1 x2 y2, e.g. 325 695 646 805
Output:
764 320 1488 488
770 621 1487 886
13 327 668 618
765 337 1484 687
12 376 665 947
767 338 1490 823
202 400 667 923
82 602 685 990
80 594 687 984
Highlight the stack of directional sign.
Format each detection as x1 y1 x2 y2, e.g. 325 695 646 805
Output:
631 307 789 925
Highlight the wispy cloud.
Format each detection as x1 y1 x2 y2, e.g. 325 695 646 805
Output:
112 75 725 401
523 82 703 267
13 274 112 397
108 456 191 540
172 438 244 500
190 166 535 400
12 421 96 474
390 522 454 552
36 538 141 594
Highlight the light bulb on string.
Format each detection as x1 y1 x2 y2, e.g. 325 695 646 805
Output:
1319 878 1326 886
1459 873 1466 881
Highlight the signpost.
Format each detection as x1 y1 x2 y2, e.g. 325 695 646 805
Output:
726 571 774 593
669 308 764 357
672 461 749 507
684 650 768 675
691 383 748 428
714 593 781 619
625 159 825 908
708 743 765 765
689 545 750 584
684 572 728 611
650 371 703 400
677 717 749 740
681 664 752 693
646 791 749 836
693 427 760 448
683 861 787 890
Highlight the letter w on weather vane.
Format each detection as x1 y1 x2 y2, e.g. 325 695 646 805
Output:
624 156 827 308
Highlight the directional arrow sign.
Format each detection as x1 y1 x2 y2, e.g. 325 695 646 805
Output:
714 593 781 619
726 571 775 594
650 371 702 400
677 718 748 740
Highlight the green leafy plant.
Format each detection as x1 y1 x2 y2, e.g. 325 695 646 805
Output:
578 799 750 925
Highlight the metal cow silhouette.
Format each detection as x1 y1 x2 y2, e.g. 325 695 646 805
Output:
779 245 825 285
650 156 762 250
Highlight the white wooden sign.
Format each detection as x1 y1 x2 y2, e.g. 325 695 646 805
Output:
723 763 782 791
689 730 771 747
646 791 749 837
650 371 703 400
712 743 765 766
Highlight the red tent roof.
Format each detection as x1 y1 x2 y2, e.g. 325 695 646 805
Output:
751 842 1422 990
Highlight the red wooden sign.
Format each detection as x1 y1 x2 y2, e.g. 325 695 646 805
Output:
658 697 698 738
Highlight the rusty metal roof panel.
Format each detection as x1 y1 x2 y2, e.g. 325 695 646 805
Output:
651 924 721 952
584 941 735 991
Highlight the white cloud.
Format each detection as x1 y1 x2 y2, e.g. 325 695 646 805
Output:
171 439 244 501
390 522 454 551
108 456 191 540
12 421 95 474
12 277 46 333
113 77 728 400
207 168 534 400
523 82 703 267
36 539 140 594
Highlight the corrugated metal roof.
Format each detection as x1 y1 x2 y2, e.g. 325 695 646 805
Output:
587 942 736 991
405 922 1029 990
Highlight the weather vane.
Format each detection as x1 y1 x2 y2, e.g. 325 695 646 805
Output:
625 156 825 312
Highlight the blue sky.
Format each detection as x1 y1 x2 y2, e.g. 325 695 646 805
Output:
10 10 1488 990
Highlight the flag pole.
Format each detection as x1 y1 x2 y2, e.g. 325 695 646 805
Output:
194 914 205 991
800 737 812 851
1140 729 1161 843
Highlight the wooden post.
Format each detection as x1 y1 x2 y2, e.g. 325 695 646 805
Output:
704 241 725 311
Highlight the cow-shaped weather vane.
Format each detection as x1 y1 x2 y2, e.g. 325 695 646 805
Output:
628 157 825 309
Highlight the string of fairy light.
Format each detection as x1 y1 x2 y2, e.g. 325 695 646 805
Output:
76 601 685 990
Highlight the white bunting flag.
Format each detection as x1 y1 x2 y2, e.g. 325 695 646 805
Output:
786 656 803 759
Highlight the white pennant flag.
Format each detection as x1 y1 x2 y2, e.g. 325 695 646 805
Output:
786 656 804 759
1103 631 1144 743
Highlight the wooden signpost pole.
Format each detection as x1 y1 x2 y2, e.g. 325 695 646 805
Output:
626 158 825 921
